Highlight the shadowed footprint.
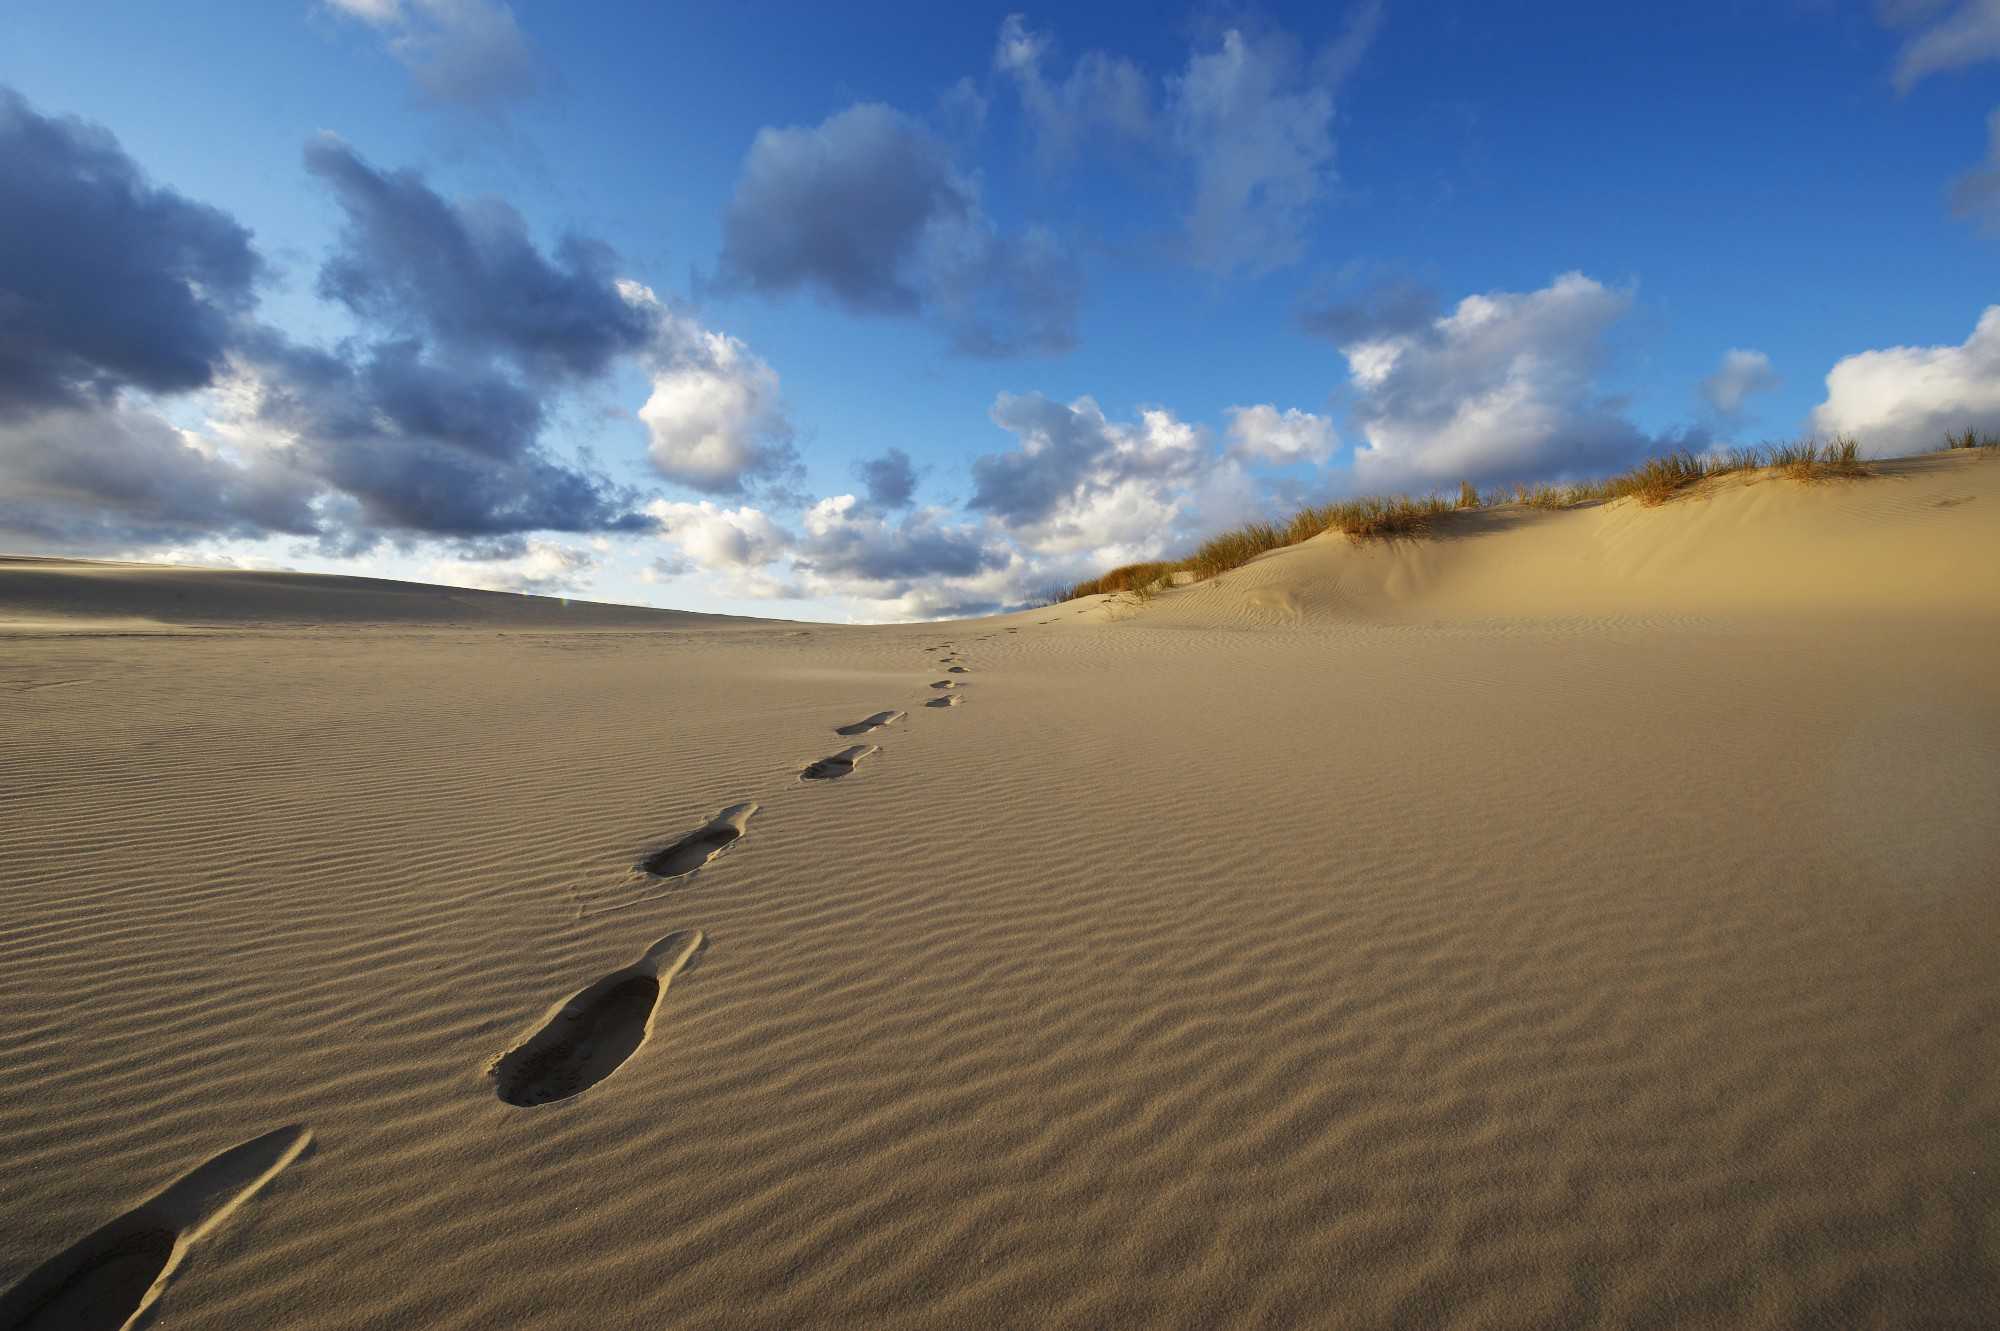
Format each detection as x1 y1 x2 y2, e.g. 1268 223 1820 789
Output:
835 710 905 737
945 666 970 674
639 803 756 879
491 931 703 1107
925 695 963 708
801 744 878 781
0 1126 311 1331
929 679 968 690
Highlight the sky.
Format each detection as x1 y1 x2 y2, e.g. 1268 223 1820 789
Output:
2 0 1997 621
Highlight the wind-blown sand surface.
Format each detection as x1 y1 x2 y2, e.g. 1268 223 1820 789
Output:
3 452 1997 1329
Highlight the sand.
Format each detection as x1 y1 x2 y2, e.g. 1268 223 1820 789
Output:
2 451 1997 1329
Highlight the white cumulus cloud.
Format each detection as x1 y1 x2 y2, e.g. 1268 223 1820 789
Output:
620 281 796 495
1808 305 2000 454
1226 404 1337 463
1341 272 1652 490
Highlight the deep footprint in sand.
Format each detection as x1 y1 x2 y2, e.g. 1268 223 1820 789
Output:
925 695 963 708
491 931 703 1107
0 1126 311 1331
929 679 968 691
639 803 756 879
801 745 879 781
945 666 970 674
835 710 905 737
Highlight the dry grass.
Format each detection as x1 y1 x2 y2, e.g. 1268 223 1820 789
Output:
1945 428 1999 450
1769 435 1867 481
1063 560 1180 600
1060 433 1889 603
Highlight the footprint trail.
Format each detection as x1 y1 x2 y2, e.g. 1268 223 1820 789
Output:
0 1126 311 1331
801 745 879 781
835 710 904 737
491 930 704 1107
640 803 757 879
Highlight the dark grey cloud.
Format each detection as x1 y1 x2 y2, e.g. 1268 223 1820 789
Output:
715 103 1079 357
718 104 963 315
238 332 648 539
1296 276 1441 345
203 139 663 541
359 339 545 458
856 447 918 508
0 87 260 417
0 95 659 555
306 137 652 380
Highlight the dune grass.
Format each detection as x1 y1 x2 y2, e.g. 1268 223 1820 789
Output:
1946 428 1999 450
1060 431 1901 602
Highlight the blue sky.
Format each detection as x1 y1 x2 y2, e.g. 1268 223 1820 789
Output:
2 1 1996 619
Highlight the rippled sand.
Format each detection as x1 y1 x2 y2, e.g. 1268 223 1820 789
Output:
3 452 1997 1329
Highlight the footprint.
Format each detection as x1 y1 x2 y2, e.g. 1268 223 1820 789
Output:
801 745 879 781
928 680 967 690
0 1126 311 1331
945 666 970 674
639 803 757 879
835 710 905 737
925 695 963 708
491 931 704 1107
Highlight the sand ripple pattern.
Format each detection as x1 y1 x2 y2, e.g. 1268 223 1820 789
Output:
2 606 1998 1329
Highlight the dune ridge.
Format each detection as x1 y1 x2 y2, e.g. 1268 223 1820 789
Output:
2 450 1996 1328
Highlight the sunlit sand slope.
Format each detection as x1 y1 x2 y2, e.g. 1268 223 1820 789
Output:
2 452 1996 1329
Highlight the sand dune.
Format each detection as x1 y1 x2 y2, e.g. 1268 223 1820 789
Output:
0 556 753 631
2 451 1997 1329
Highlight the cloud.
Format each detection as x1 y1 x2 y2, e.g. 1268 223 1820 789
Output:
1170 26 1340 275
1882 0 2000 91
647 499 792 571
1296 274 1441 344
206 140 674 541
970 392 1206 530
0 88 260 417
965 392 1276 574
857 447 918 508
1951 107 2000 227
1808 305 2000 453
715 103 1079 356
618 282 797 495
989 10 1376 277
1341 272 1656 489
797 494 1006 583
323 0 539 107
305 136 653 380
223 337 646 542
427 537 597 595
1226 405 1337 463
1700 348 1781 417
0 91 798 565
0 402 320 552
993 13 1152 167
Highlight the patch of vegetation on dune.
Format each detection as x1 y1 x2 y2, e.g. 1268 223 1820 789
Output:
1061 427 1983 603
